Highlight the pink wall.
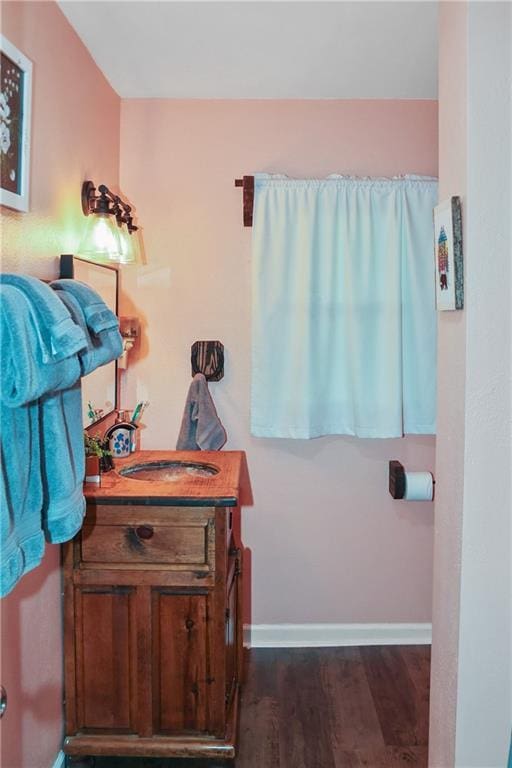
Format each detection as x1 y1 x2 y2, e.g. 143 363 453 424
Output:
120 99 438 627
0 3 120 767
429 5 467 765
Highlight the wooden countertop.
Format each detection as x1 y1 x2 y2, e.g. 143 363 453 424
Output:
84 450 251 507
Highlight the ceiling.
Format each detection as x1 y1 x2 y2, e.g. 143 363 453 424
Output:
58 1 438 99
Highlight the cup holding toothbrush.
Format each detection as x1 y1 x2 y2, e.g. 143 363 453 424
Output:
104 422 137 459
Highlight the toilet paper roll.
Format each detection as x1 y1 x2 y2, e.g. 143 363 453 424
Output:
404 472 434 501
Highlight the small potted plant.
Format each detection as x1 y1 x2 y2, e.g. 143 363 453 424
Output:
84 433 113 482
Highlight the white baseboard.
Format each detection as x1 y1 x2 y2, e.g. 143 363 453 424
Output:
51 750 66 768
245 622 432 648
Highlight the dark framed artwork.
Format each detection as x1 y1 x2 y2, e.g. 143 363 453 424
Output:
0 35 32 212
434 196 464 310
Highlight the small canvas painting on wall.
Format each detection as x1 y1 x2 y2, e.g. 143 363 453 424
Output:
0 34 32 212
434 196 463 310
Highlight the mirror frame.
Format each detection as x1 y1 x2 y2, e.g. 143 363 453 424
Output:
59 254 120 428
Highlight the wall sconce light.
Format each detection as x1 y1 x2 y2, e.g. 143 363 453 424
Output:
78 180 141 265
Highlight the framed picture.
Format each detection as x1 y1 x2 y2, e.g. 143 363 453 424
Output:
0 35 32 212
434 196 464 311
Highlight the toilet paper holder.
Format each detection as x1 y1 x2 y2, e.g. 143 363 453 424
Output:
389 460 406 498
389 460 435 500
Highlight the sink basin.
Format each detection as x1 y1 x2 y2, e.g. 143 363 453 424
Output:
118 460 220 482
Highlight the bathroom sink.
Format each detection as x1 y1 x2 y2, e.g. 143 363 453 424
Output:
84 450 248 507
118 460 220 482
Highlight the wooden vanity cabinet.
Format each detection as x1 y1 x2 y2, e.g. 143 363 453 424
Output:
63 502 243 760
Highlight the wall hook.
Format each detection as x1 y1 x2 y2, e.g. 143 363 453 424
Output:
191 340 224 382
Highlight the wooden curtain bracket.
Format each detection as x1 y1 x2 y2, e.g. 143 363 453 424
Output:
234 175 254 227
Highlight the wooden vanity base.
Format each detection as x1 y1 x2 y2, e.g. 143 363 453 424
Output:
63 451 248 762
64 687 239 759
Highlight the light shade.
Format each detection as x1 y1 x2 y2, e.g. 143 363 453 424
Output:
117 226 140 265
77 212 122 263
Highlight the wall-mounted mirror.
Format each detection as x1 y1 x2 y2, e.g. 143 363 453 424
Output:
60 254 119 427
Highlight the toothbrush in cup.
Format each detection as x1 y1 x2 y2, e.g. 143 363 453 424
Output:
136 401 149 423
131 401 149 424
131 402 143 423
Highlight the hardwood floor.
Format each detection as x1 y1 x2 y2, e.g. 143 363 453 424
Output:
93 645 430 768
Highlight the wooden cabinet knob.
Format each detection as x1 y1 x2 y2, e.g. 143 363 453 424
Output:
135 525 154 540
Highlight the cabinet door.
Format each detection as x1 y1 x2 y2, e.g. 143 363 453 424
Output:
73 586 138 732
225 550 242 707
152 590 209 734
225 574 238 703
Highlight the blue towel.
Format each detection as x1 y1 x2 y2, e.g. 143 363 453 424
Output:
0 285 83 408
0 285 48 595
0 274 86 363
42 282 123 542
41 282 121 543
53 289 123 375
0 281 87 594
0 400 45 596
0 275 123 593
51 278 122 334
40 382 86 544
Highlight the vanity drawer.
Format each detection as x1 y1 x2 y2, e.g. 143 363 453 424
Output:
81 523 208 566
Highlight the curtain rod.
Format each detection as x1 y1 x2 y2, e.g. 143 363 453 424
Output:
234 174 439 228
234 176 254 227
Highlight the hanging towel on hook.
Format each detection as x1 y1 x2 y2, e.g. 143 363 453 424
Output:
176 373 227 451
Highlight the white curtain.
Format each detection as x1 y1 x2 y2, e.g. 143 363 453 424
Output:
251 174 438 439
